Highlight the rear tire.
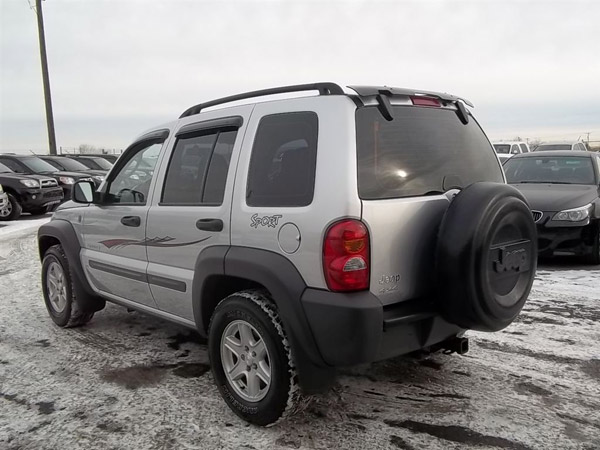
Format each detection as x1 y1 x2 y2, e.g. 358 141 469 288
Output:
0 194 22 221
41 245 94 327
208 290 299 426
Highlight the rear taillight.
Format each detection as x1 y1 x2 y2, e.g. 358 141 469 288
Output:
323 219 370 292
410 96 441 107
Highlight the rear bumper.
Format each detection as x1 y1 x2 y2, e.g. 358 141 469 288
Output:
537 223 597 256
301 289 463 367
19 188 64 210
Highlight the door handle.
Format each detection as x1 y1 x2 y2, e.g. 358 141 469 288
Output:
196 218 223 232
121 216 141 227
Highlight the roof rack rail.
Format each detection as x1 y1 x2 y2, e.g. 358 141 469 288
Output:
179 82 344 118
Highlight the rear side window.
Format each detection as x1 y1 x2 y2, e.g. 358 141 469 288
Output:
162 129 236 205
520 144 528 153
246 112 318 207
356 106 503 199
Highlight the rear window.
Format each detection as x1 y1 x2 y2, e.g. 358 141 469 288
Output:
503 156 597 185
356 106 503 199
535 144 572 151
494 144 511 154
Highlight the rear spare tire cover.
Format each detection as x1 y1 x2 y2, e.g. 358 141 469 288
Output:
436 182 537 332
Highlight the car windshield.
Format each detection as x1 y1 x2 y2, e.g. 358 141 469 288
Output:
504 156 597 185
20 157 58 173
356 105 504 199
0 162 13 173
535 144 572 151
493 144 511 154
53 157 90 171
88 158 113 170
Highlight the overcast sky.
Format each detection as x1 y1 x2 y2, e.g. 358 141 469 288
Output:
1 0 599 154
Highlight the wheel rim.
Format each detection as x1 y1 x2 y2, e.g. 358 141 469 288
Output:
46 261 68 313
0 200 11 217
220 320 271 402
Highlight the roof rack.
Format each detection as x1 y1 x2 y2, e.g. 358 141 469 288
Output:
179 82 344 118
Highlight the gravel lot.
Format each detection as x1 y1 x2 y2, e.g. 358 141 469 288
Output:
0 218 599 449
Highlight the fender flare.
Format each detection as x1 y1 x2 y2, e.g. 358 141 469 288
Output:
191 246 335 392
38 220 105 312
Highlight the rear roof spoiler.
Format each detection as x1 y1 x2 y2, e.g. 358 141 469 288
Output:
347 85 474 108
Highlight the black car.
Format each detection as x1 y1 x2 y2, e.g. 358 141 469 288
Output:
69 155 114 171
0 154 94 201
503 150 600 264
0 162 64 220
38 155 106 187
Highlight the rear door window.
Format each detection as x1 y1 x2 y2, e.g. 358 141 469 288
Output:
162 129 237 205
520 144 529 153
246 112 318 207
356 106 503 199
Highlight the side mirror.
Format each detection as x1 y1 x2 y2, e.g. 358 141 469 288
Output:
72 180 96 203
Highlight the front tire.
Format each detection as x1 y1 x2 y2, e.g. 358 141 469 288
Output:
0 194 22 221
208 290 299 426
41 245 94 327
28 206 49 216
586 225 600 265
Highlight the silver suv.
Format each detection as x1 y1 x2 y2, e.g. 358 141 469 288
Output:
37 83 537 425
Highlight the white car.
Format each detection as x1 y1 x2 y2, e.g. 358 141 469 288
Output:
493 141 530 163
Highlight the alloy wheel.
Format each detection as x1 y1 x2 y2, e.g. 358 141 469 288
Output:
47 261 68 313
220 319 271 402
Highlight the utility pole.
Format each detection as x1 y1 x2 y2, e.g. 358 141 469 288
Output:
34 0 57 155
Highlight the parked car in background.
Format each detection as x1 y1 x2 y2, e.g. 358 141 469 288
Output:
0 162 63 220
38 155 106 187
492 141 530 162
69 155 114 171
0 154 94 202
533 141 588 152
0 184 8 218
504 151 600 264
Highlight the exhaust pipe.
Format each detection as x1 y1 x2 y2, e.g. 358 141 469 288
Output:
441 337 469 355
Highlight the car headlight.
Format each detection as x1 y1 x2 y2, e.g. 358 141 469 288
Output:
552 204 592 222
20 179 40 188
58 176 75 185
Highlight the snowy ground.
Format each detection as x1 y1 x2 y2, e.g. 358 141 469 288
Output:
0 220 598 450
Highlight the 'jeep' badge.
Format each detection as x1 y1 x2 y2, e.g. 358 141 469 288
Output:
494 241 530 273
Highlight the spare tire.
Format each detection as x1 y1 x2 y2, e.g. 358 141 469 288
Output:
436 182 537 332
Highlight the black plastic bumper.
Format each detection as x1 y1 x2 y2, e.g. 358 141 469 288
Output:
537 223 595 256
19 188 64 210
301 289 463 367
